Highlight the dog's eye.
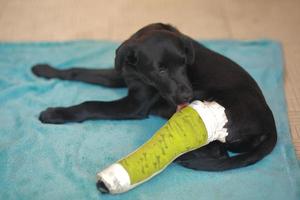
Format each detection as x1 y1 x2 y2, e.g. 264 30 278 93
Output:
158 64 167 73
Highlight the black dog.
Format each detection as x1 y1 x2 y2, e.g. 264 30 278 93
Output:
32 23 277 173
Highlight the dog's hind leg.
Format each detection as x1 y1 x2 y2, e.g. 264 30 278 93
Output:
32 64 126 88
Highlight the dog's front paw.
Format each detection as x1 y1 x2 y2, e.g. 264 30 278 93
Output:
32 64 58 79
39 107 69 124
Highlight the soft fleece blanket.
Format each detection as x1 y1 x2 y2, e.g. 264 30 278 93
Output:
0 40 299 200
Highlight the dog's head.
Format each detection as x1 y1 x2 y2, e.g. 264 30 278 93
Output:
115 30 194 107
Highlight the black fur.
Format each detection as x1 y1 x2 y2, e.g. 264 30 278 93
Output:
32 23 277 171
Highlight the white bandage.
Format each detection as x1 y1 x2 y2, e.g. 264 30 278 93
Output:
96 163 131 194
189 100 228 143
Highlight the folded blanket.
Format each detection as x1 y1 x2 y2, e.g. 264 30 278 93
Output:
0 40 299 200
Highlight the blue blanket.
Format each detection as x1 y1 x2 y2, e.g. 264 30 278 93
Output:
0 40 299 200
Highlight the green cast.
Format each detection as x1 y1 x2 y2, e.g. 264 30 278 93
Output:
118 106 208 185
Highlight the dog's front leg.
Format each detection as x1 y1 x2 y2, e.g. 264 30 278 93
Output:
32 64 126 88
38 90 159 124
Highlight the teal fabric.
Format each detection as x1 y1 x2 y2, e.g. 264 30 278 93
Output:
0 40 299 200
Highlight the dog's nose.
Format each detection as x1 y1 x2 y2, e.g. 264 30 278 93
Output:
177 85 193 103
96 180 109 194
182 95 191 102
180 91 193 103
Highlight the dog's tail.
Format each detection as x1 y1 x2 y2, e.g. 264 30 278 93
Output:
178 126 277 171
215 130 277 171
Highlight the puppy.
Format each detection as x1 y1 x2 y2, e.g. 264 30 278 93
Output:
32 23 277 171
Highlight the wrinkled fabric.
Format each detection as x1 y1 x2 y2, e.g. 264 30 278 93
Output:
0 40 299 200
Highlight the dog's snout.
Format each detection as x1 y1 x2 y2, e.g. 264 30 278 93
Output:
182 93 192 102
176 89 193 104
182 95 191 102
182 85 193 98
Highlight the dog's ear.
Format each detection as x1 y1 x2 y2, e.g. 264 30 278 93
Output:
182 36 195 65
115 42 138 72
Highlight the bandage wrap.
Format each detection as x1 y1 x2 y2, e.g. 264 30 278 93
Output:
97 100 228 194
